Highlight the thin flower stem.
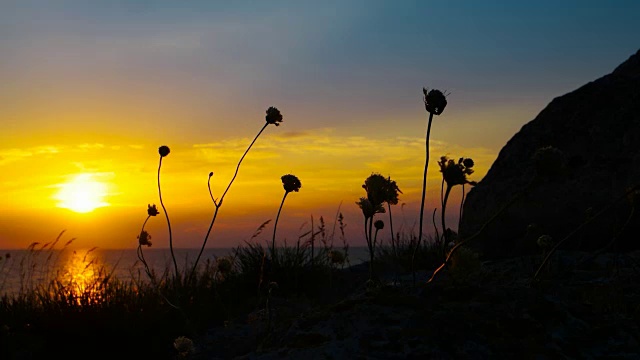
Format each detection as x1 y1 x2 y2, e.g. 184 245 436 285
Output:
427 179 536 284
137 215 153 278
440 177 445 208
368 217 374 279
272 191 289 257
388 202 396 258
158 156 179 279
208 174 217 207
533 184 640 282
441 184 452 259
412 111 434 284
190 122 269 280
458 183 466 233
432 208 440 245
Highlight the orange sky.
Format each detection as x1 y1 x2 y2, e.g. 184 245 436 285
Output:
0 123 498 249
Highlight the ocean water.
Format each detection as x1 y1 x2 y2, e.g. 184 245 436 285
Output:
0 247 370 297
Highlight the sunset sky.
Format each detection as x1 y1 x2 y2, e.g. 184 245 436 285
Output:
1 1 639 250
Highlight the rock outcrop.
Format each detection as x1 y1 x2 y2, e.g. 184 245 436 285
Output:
459 49 640 259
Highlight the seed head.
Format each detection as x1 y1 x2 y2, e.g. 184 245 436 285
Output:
537 235 554 249
356 197 385 219
438 156 475 187
423 87 448 115
281 174 301 193
173 336 194 356
265 106 283 126
374 220 384 230
147 204 159 217
138 230 152 247
158 145 170 157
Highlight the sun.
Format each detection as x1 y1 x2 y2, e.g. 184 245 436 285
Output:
55 173 109 213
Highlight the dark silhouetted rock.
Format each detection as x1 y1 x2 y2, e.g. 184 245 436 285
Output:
459 49 640 259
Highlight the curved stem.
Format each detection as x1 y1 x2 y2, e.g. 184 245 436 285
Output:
533 184 640 282
220 122 269 206
458 183 466 233
191 122 269 279
387 202 395 257
271 191 289 257
158 157 178 279
208 174 217 207
441 184 452 258
412 112 434 284
137 215 153 278
368 216 374 279
427 179 537 284
440 177 445 209
432 207 440 245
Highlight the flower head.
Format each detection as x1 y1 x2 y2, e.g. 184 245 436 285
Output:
438 156 475 187
215 256 233 274
265 106 283 126
423 87 448 115
173 336 194 356
536 235 554 249
138 230 152 247
158 145 170 157
374 220 384 230
362 173 388 207
147 204 159 217
281 174 301 193
356 197 385 219
327 250 345 265
362 173 402 207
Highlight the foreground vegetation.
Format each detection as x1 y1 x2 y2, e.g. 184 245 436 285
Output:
0 225 451 359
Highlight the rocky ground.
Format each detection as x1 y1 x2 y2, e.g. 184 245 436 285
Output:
189 250 640 359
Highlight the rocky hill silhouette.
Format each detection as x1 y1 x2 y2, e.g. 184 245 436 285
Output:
460 49 640 260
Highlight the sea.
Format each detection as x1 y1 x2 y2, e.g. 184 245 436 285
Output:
0 247 370 297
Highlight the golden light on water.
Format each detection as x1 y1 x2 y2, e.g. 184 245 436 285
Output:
59 248 103 304
54 173 109 213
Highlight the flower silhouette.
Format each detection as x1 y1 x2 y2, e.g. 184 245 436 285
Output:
437 155 476 256
158 145 170 157
272 174 301 256
265 106 283 126
355 197 385 219
438 156 476 187
374 220 384 230
138 230 152 247
281 174 302 193
147 204 159 217
423 88 448 115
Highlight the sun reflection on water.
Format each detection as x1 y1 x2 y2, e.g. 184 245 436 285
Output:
58 248 105 304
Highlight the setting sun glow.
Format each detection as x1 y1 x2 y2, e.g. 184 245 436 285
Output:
55 174 109 213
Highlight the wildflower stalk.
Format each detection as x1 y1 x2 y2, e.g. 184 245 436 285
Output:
137 214 153 278
190 120 272 280
533 184 640 282
157 149 179 279
441 183 452 257
271 191 289 257
427 178 535 284
388 202 396 257
271 174 301 258
412 111 434 284
458 183 466 232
